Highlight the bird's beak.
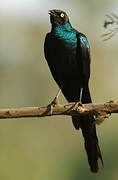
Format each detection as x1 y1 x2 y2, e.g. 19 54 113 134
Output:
48 10 56 16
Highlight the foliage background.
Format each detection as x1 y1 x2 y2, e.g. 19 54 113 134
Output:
0 0 118 179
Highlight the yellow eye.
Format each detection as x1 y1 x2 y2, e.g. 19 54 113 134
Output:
60 13 64 18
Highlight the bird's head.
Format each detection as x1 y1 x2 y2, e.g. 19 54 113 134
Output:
49 9 69 26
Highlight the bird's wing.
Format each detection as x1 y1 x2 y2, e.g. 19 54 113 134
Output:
44 33 62 86
44 33 51 62
77 33 91 81
44 33 56 75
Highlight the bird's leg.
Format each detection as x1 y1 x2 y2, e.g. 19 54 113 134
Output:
72 88 83 111
51 88 61 105
79 87 83 104
47 88 61 115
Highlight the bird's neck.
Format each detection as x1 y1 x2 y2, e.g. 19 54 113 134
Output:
51 22 73 34
51 22 77 44
51 22 77 49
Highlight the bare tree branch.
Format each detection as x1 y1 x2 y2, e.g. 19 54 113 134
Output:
0 100 118 124
102 13 118 40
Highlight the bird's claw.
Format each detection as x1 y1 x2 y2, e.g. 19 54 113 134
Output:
47 96 59 115
78 101 83 107
72 101 83 111
51 96 59 106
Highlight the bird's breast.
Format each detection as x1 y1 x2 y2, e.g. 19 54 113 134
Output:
55 30 77 49
49 34 80 79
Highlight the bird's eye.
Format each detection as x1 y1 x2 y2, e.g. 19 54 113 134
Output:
60 13 64 18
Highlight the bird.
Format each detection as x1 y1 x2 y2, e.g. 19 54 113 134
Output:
44 9 103 173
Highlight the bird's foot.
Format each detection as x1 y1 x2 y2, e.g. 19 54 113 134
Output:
72 87 83 110
47 88 61 115
51 96 59 106
47 96 59 115
72 101 83 111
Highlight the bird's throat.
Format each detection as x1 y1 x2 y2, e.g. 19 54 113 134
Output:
51 22 77 46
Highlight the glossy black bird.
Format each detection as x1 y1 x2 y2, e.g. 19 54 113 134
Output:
44 9 103 173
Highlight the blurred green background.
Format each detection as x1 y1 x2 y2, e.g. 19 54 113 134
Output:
0 0 118 179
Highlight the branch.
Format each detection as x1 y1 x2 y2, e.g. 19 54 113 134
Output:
102 13 118 40
0 100 117 124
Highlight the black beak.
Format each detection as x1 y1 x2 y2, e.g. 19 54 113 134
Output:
48 10 57 16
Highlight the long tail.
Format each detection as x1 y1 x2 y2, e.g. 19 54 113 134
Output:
72 115 103 173
72 86 103 172
83 121 104 173
62 84 103 172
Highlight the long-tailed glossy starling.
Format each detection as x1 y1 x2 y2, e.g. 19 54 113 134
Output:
44 9 103 173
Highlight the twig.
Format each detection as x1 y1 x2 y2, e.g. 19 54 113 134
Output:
102 13 118 40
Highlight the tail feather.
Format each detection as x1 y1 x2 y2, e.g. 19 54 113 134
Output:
71 86 103 173
72 116 80 130
73 115 103 172
82 117 103 172
63 84 103 172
